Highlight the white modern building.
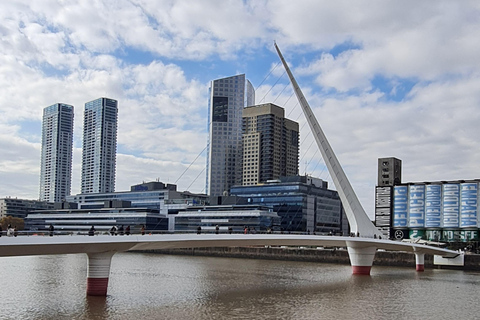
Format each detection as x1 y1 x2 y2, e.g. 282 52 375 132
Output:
206 74 255 196
39 103 74 202
81 97 118 194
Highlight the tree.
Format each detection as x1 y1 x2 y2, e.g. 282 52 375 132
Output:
0 216 25 230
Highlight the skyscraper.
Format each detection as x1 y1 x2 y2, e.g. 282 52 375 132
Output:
81 97 118 194
206 74 255 196
39 103 74 202
241 103 299 185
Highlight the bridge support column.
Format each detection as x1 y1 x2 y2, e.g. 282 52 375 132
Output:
346 241 377 275
86 251 116 296
414 252 425 272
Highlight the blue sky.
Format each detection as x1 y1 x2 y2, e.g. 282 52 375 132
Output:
1 0 480 218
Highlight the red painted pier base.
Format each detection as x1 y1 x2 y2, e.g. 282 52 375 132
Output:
352 265 372 275
86 252 116 296
87 277 110 296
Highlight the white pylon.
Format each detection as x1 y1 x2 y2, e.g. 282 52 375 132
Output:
275 42 382 238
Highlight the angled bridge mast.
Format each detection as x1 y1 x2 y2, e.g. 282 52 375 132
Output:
274 43 382 238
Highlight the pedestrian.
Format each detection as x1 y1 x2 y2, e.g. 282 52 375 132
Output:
49 224 54 237
118 225 124 236
13 226 18 237
88 225 95 236
244 226 248 234
228 226 233 234
125 225 130 236
7 225 14 237
215 225 219 234
197 226 201 235
110 226 116 236
141 225 145 235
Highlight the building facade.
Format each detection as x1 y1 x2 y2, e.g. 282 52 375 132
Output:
174 205 280 233
0 198 54 219
25 207 168 232
39 103 74 202
241 103 299 186
375 157 480 244
206 74 255 196
231 175 347 235
81 97 118 194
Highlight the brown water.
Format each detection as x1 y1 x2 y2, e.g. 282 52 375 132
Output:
0 253 478 319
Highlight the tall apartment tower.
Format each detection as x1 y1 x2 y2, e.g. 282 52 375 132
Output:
81 97 118 194
206 74 255 196
39 103 74 202
241 103 299 185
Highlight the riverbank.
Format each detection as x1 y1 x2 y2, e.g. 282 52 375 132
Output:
137 246 480 270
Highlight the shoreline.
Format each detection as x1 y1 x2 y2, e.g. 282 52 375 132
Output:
134 246 480 271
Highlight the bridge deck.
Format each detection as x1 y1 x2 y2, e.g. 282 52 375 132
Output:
0 234 459 258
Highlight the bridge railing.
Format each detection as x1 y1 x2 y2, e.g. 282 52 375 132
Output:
0 229 344 237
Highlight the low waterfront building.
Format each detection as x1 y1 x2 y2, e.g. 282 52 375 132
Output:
174 204 280 233
230 175 348 235
0 198 54 219
25 205 168 232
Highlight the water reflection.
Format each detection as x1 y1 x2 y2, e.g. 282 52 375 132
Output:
0 253 479 319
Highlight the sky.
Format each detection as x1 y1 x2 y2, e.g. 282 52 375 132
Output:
1 0 480 219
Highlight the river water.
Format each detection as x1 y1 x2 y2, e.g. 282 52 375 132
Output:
0 252 479 319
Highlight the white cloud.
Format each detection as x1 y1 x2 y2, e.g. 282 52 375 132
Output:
0 0 479 223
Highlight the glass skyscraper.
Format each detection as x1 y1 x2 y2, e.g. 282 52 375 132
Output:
206 74 255 196
39 103 74 202
81 97 118 194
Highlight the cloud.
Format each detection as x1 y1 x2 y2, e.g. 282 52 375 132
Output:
1 0 479 222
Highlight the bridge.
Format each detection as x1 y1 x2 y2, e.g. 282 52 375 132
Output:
1 43 463 296
0 233 461 295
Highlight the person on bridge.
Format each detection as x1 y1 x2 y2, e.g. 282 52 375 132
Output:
49 224 54 237
215 225 219 234
110 226 116 236
118 225 124 236
141 225 145 235
197 226 201 235
125 225 130 235
88 225 95 236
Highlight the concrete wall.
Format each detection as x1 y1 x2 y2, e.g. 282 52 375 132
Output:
137 246 480 270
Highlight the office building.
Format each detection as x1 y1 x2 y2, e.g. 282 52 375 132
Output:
241 103 299 185
206 74 255 196
39 103 74 202
25 204 168 232
0 198 54 219
81 97 118 194
231 175 347 234
174 204 280 233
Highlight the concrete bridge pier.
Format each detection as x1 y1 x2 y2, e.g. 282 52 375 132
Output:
346 241 377 275
414 250 425 272
86 251 116 296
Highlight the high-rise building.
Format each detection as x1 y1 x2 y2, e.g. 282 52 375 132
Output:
206 74 255 196
241 103 299 185
39 103 74 202
81 97 118 194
